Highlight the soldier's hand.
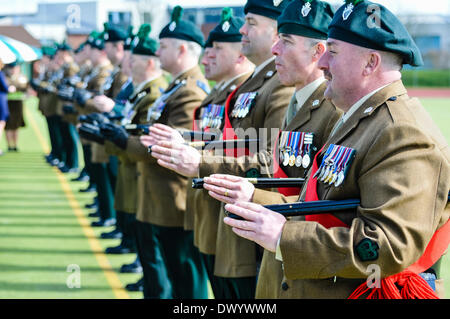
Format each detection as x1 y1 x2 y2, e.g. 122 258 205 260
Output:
148 123 185 144
150 140 201 177
93 95 115 113
203 174 255 205
223 201 287 253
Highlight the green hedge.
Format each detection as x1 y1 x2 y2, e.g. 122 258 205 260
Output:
401 69 450 87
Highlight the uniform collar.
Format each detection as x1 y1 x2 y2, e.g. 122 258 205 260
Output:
341 83 390 124
252 56 275 79
294 77 326 114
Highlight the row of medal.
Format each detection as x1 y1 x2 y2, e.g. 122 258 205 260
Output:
199 104 225 129
231 92 258 118
313 144 356 187
279 131 314 169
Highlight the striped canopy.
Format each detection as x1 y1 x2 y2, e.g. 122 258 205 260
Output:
0 35 42 63
0 40 17 64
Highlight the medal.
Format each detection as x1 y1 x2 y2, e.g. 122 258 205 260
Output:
327 147 344 184
302 154 311 168
313 144 334 179
335 171 345 187
283 132 293 166
294 132 303 167
289 132 298 167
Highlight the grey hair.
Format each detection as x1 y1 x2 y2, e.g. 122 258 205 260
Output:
172 38 203 60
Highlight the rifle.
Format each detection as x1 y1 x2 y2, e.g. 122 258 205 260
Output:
123 124 219 141
226 193 450 220
187 139 260 150
192 177 305 189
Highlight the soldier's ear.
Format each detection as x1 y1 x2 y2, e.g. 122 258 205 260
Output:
311 41 326 62
363 51 382 76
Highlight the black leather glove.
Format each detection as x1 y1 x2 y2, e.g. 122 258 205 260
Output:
74 89 93 107
100 123 129 150
78 123 105 144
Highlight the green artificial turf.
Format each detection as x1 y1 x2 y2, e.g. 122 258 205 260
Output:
0 96 449 299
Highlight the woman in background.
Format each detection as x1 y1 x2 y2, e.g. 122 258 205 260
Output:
0 59 10 156
4 63 28 152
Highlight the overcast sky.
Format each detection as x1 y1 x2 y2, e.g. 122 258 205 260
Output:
1 0 450 15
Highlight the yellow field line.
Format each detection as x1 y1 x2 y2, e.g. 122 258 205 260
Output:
25 106 130 299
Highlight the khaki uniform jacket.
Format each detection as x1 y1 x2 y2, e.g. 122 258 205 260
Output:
257 81 450 299
127 66 209 227
37 70 52 115
252 82 342 298
76 61 114 164
189 73 252 252
56 61 80 122
105 75 168 214
198 60 294 278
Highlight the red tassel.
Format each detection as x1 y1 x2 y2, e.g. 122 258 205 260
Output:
348 270 439 299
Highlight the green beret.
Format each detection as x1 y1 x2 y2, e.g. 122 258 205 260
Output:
85 31 100 47
57 40 72 52
206 7 244 45
91 31 105 50
159 6 205 47
123 26 136 51
277 0 334 40
103 23 128 42
328 0 423 67
244 0 290 20
41 45 57 57
132 24 159 56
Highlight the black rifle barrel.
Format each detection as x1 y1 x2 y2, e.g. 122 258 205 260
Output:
179 130 219 141
226 193 450 220
192 177 305 189
123 125 219 141
187 139 260 150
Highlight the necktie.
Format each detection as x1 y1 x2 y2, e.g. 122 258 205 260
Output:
284 94 298 127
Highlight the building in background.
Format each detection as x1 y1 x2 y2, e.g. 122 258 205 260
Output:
0 0 448 70
0 0 170 49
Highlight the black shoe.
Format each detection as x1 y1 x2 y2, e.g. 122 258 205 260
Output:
105 244 135 254
120 259 143 274
49 158 61 166
59 165 78 173
79 186 96 193
91 218 116 227
100 229 122 239
71 175 90 182
88 211 100 218
125 278 144 292
85 202 98 209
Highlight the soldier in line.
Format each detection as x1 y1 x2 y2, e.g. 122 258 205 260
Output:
148 0 295 299
53 42 81 173
70 42 94 183
33 45 60 165
221 0 450 299
125 6 210 299
203 0 343 298
101 23 169 294
144 7 255 298
73 31 115 227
